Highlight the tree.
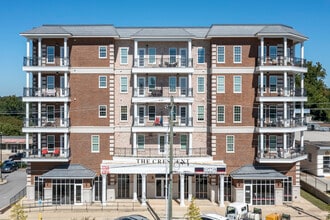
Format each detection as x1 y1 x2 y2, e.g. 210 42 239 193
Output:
10 203 28 220
0 96 24 135
297 61 330 121
185 197 202 220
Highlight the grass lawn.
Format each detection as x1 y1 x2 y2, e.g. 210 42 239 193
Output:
301 189 330 213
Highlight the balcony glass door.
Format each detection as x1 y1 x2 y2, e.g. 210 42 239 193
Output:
138 48 145 67
74 184 83 205
60 105 64 126
179 106 187 125
138 106 145 125
155 177 166 198
159 135 165 153
179 77 187 96
138 77 145 96
179 48 187 67
244 184 252 205
60 76 65 96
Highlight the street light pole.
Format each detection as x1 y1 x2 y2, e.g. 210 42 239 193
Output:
167 96 174 220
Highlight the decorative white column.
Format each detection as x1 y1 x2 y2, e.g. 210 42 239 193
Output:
25 133 29 157
188 40 192 67
260 72 264 97
134 40 138 67
260 37 264 66
64 72 68 97
38 71 42 97
133 133 137 156
64 133 68 157
64 38 68 66
38 38 42 66
188 176 192 202
102 174 107 205
188 133 192 156
301 42 305 65
133 73 137 96
284 37 287 65
188 73 192 96
133 174 138 201
188 103 192 126
284 71 288 96
25 72 30 96
26 39 30 66
219 175 224 207
180 173 185 207
38 133 41 157
141 174 147 206
38 100 41 127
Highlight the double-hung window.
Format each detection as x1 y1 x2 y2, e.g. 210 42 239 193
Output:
47 135 55 151
233 105 241 123
120 77 128 93
99 76 107 88
217 76 225 93
226 135 235 153
217 46 225 63
197 106 204 121
233 46 242 63
233 76 242 93
120 47 128 64
91 135 100 153
269 76 277 92
197 48 205 64
47 105 55 122
269 46 277 60
148 76 156 91
99 105 107 118
169 48 177 64
269 135 277 152
197 76 205 93
137 135 145 149
47 76 55 90
148 48 156 64
47 46 55 63
120 106 128 121
99 46 107 58
169 76 176 93
148 106 156 121
180 135 187 149
217 105 225 123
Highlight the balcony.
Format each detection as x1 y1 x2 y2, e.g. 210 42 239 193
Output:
257 56 306 67
23 117 70 128
256 145 307 163
114 147 207 157
134 57 193 68
257 88 307 102
257 117 307 133
23 56 70 72
133 116 193 127
133 87 193 98
23 87 70 98
23 148 70 162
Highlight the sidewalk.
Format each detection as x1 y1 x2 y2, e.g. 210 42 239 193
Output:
0 197 328 220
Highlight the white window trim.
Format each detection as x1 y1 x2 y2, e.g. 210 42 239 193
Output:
217 76 225 93
137 134 145 149
180 134 187 150
233 45 242 64
197 105 205 121
217 105 225 123
99 76 107 88
148 76 156 91
120 47 129 64
99 105 107 118
197 47 205 64
47 46 55 64
91 135 100 153
233 105 242 123
269 135 277 152
99 46 107 59
148 48 156 64
269 76 277 93
158 135 166 153
47 105 55 122
120 106 128 121
217 46 225 63
148 105 156 121
226 135 235 153
197 76 205 93
169 76 177 93
120 76 128 93
233 75 242 93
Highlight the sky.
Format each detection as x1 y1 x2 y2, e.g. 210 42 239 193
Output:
0 0 329 96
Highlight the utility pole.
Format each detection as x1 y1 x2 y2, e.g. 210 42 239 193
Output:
167 96 174 220
0 133 2 182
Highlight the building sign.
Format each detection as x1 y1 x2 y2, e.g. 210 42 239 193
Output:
136 158 189 166
195 167 226 174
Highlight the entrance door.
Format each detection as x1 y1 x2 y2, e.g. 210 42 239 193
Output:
156 178 166 198
244 184 252 205
138 77 145 96
179 77 187 96
74 184 83 204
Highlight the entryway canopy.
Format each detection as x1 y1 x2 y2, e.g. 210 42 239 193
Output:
230 164 286 180
40 164 96 179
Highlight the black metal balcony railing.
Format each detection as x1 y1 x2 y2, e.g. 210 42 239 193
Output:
23 117 70 128
258 145 305 160
133 87 193 97
134 57 193 68
258 117 305 128
258 87 307 97
23 56 70 67
114 147 207 157
24 148 70 159
23 87 70 97
257 56 306 67
133 116 193 127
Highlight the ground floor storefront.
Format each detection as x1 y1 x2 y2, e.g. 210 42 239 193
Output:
26 160 299 206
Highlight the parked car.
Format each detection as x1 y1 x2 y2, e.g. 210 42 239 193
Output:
201 213 229 220
1 161 18 173
114 215 149 220
8 152 26 161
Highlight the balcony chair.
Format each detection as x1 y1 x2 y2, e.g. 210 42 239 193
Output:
42 148 48 156
53 148 60 157
154 117 161 126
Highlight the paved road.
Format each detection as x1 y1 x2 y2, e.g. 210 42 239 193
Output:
0 169 26 211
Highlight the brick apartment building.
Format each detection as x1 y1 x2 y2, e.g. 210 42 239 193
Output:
20 24 308 206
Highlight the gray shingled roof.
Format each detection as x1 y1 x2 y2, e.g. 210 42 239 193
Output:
41 164 96 179
230 164 286 180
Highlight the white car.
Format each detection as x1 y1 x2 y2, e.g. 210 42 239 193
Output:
201 213 229 220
